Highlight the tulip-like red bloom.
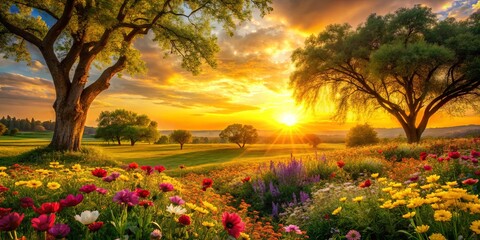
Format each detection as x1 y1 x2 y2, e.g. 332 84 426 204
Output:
0 208 11 217
155 165 166 173
359 179 371 188
79 184 97 193
0 185 9 192
159 183 174 192
0 212 24 231
242 176 251 183
96 188 108 195
34 202 61 215
202 178 213 191
423 165 433 171
222 212 245 238
337 160 345 168
139 200 154 208
448 151 461 159
128 162 139 170
88 222 104 232
141 166 154 175
48 223 70 238
472 150 480 158
462 178 479 185
420 152 428 160
60 194 84 208
113 189 139 206
91 168 107 178
135 188 150 198
178 215 191 226
31 214 56 232
20 197 34 208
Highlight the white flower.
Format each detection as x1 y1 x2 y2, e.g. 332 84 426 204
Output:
166 204 186 215
74 210 99 225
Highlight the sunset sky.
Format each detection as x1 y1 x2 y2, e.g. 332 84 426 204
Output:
0 0 479 131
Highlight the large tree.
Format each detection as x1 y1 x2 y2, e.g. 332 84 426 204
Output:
219 123 258 148
0 0 272 151
290 6 480 143
169 130 192 150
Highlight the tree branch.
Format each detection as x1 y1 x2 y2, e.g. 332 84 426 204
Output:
0 12 43 47
44 0 75 45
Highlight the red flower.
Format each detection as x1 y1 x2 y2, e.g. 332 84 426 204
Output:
475 170 480 176
0 185 9 193
128 162 139 170
60 194 84 208
202 178 213 191
336 160 345 168
242 176 251 183
329 172 336 179
31 214 55 232
438 157 444 162
323 213 330 220
0 208 11 216
154 165 166 173
377 149 383 154
222 212 245 238
135 188 150 198
420 152 428 160
359 179 371 188
20 197 34 208
178 215 191 226
462 178 479 185
34 202 61 215
88 222 103 232
448 151 461 159
472 150 480 158
141 166 154 175
139 200 154 208
423 165 433 171
91 168 107 178
79 184 97 193
0 212 24 231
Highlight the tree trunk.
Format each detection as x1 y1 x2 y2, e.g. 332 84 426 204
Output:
401 124 424 144
116 137 122 145
180 143 183 150
130 139 136 146
49 105 88 151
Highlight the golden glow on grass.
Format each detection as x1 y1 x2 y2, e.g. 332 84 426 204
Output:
279 113 298 127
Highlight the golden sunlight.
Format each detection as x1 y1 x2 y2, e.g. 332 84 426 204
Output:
279 113 298 127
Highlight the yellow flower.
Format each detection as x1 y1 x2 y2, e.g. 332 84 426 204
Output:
382 187 393 193
72 164 82 172
426 174 440 183
239 232 251 240
133 173 144 180
377 177 387 183
428 233 446 240
470 220 480 234
79 178 94 182
339 197 347 202
371 173 379 178
446 181 458 187
434 210 452 222
353 196 363 202
408 183 418 188
202 221 215 228
26 180 43 188
332 207 342 215
0 172 8 177
202 201 218 212
0 166 7 171
380 200 393 209
186 203 199 209
118 175 129 181
407 198 425 208
15 181 28 186
194 207 209 214
47 182 61 190
402 211 416 219
415 225 430 233
420 184 433 190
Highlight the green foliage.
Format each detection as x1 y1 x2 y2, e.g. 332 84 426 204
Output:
219 124 258 148
9 127 19 136
346 124 379 147
0 122 7 135
381 144 428 161
169 130 192 150
155 135 169 144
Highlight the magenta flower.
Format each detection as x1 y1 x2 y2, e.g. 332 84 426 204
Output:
346 230 361 240
169 196 185 205
0 212 24 231
79 184 97 194
159 183 174 192
19 197 34 208
284 224 302 234
48 223 70 238
103 172 120 182
96 188 108 195
60 194 84 208
113 189 139 206
31 214 56 232
141 166 154 175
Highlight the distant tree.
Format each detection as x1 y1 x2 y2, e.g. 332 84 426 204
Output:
10 128 19 136
30 118 35 131
346 124 379 147
144 122 160 144
304 134 321 148
169 130 192 150
290 5 480 144
34 125 46 132
0 123 7 136
156 135 170 144
219 124 258 148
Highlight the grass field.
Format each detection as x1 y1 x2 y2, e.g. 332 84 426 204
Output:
0 131 345 170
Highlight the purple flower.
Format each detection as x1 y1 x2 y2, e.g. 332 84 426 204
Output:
60 194 83 208
269 182 280 197
159 183 174 192
48 223 70 238
113 189 139 206
96 188 108 195
103 172 121 182
79 184 97 194
300 191 310 203
169 196 185 205
272 202 279 218
284 224 302 234
346 230 361 240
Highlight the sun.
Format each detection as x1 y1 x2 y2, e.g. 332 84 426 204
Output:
279 113 298 127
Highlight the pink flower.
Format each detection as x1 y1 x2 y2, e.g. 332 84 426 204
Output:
79 184 97 194
346 230 361 240
60 194 83 208
31 214 56 232
34 202 61 215
448 151 461 159
113 189 139 206
222 212 245 238
159 183 174 192
284 224 302 234
96 188 108 195
0 212 24 231
169 196 185 205
423 165 432 171
462 178 479 185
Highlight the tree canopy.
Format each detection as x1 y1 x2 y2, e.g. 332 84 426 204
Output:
0 0 272 151
219 124 258 148
345 124 379 147
169 130 192 150
304 134 321 148
290 5 480 143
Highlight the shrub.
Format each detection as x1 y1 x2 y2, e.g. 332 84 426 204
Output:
10 128 19 136
346 124 379 147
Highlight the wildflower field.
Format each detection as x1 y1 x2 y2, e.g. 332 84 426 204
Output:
0 138 480 239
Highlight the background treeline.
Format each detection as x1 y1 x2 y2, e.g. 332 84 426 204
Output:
0 115 96 135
